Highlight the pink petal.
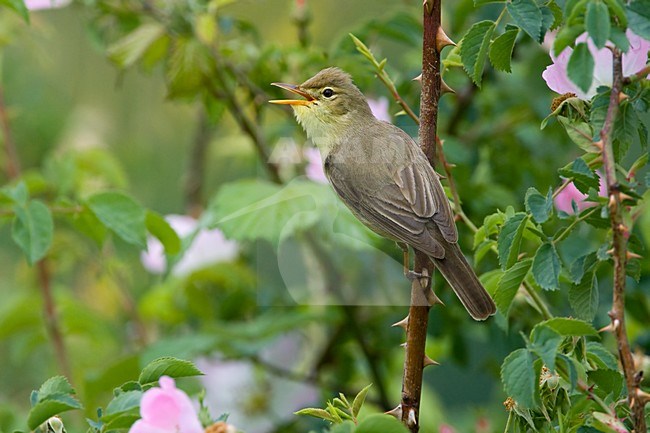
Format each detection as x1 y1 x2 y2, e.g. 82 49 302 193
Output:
554 182 588 214
303 147 328 184
129 419 174 433
622 31 650 77
367 97 391 123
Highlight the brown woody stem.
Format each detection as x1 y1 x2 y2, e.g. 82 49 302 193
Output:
600 50 647 432
400 2 440 431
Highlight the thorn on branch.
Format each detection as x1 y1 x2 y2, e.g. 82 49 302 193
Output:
392 316 409 330
435 27 456 52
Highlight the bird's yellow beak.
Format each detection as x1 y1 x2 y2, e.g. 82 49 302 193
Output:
269 83 315 106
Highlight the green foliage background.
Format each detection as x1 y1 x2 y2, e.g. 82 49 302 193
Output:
0 0 649 432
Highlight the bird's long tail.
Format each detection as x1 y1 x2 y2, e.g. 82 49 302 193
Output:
429 242 496 321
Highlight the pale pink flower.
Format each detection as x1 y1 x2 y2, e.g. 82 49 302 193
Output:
140 215 238 277
129 376 203 433
543 30 650 99
439 424 457 433
368 97 391 123
303 147 328 184
25 0 71 10
554 175 607 214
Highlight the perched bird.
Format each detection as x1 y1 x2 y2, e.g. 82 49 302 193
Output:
270 68 496 320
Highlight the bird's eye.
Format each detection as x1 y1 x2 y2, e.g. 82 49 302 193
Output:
322 88 334 98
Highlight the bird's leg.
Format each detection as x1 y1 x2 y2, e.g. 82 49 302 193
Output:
397 242 431 283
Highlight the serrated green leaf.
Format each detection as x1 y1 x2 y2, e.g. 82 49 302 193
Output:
495 258 532 315
27 394 83 430
587 342 619 370
352 383 372 418
489 28 519 72
501 348 536 408
0 0 28 22
627 0 650 39
356 414 410 433
530 325 562 371
138 357 203 385
87 191 147 248
507 0 542 41
558 158 600 194
12 200 53 265
497 213 529 270
538 317 598 336
614 103 640 153
295 408 337 422
107 23 166 69
568 43 595 94
102 391 142 422
553 26 584 57
460 20 496 86
557 116 599 152
556 354 579 391
166 37 211 99
569 272 599 321
569 252 598 284
145 211 181 255
36 377 74 402
586 2 611 49
532 243 561 290
525 187 553 224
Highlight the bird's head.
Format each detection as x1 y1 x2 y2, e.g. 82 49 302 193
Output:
270 67 373 145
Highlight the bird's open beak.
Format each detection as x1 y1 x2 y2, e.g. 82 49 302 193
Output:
269 83 315 106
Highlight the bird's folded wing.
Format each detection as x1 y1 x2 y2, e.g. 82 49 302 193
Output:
394 157 458 244
328 164 447 259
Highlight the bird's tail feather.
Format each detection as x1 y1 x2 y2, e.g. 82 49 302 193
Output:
429 243 496 321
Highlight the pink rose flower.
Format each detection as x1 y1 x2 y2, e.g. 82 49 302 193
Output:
554 175 607 214
543 30 650 99
367 97 391 123
25 0 71 9
303 147 328 184
140 215 238 277
129 376 203 433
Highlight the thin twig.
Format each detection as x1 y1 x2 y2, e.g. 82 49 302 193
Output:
185 108 214 218
622 63 650 85
206 68 282 184
599 49 647 433
0 86 72 379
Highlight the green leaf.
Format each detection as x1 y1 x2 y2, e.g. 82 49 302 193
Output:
138 357 203 385
568 43 595 94
569 272 599 321
525 187 553 224
553 25 584 56
588 369 623 399
102 391 142 422
146 211 181 255
3 180 28 204
557 116 599 153
507 0 542 41
501 348 536 408
35 377 74 402
355 414 410 433
530 325 563 371
330 421 356 433
604 0 628 26
614 102 640 152
204 179 332 245
166 37 211 99
460 20 496 86
497 213 529 270
87 191 147 248
27 394 83 430
609 26 630 52
107 23 166 69
586 1 611 49
12 200 53 265
558 158 600 194
294 408 337 422
591 412 629 433
494 258 532 315
627 0 650 39
352 383 372 418
532 243 561 290
538 317 598 336
489 27 519 72
0 0 28 22
71 206 108 247
556 354 579 391
587 342 619 370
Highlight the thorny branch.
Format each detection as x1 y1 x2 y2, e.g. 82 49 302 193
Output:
599 50 647 433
